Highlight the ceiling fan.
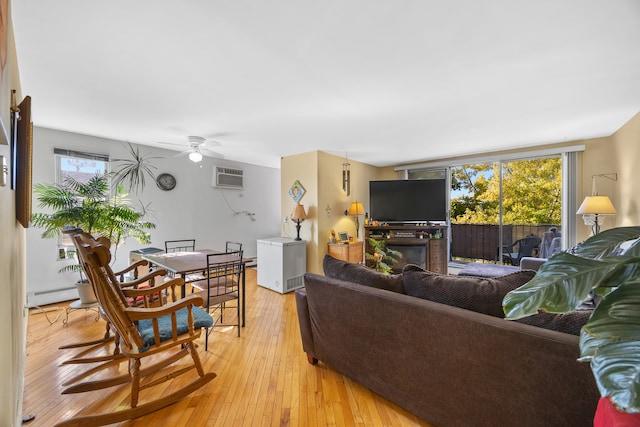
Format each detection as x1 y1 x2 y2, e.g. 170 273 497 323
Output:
158 135 224 162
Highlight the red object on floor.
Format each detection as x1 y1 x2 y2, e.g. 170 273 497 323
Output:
593 397 640 427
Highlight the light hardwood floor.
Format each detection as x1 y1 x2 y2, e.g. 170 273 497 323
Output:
23 267 434 426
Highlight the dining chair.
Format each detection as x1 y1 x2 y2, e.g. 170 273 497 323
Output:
193 250 243 349
165 239 196 253
165 239 205 283
225 241 243 253
57 235 215 426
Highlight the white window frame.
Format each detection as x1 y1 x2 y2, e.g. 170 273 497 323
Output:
54 148 110 186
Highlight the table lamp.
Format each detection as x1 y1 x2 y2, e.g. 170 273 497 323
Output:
347 201 365 239
291 204 307 241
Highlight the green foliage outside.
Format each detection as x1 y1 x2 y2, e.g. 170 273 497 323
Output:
450 158 561 225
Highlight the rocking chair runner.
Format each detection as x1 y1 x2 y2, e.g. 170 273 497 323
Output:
54 236 215 427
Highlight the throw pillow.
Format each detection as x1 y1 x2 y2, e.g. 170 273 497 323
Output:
322 254 405 294
402 264 536 318
514 310 593 336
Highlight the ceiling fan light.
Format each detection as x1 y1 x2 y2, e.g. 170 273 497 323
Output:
188 151 203 162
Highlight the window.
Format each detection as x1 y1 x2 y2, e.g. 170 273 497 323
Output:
449 157 562 264
54 148 110 249
54 148 109 185
396 146 584 265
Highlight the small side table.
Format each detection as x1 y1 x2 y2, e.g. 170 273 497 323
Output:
64 300 100 324
328 241 364 264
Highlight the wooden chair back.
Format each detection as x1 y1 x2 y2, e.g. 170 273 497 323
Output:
75 237 143 350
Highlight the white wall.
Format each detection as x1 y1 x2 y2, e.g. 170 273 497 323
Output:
26 127 281 305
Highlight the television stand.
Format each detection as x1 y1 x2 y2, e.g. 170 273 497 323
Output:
364 225 448 274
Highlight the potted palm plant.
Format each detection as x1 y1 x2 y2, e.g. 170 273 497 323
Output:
31 173 155 303
502 226 640 422
365 237 402 274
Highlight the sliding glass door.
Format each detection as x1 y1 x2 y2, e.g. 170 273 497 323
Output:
449 156 562 265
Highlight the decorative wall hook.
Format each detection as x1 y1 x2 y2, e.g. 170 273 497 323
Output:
342 153 350 196
590 173 617 195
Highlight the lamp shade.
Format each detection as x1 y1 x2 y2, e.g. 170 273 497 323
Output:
188 151 203 163
348 202 365 216
577 196 617 215
291 204 307 221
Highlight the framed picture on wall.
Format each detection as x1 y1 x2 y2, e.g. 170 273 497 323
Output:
288 180 306 204
15 95 32 228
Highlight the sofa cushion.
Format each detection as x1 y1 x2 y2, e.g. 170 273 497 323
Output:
322 254 405 294
514 310 593 336
402 264 536 318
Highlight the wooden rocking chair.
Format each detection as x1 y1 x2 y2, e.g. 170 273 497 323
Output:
59 230 169 371
54 236 215 426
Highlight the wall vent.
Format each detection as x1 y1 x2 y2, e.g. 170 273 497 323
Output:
214 166 244 189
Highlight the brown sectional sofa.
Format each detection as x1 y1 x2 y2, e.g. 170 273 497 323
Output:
295 256 600 427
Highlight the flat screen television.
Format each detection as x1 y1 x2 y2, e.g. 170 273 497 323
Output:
369 179 447 223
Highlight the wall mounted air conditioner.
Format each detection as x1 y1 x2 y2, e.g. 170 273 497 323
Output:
213 166 244 189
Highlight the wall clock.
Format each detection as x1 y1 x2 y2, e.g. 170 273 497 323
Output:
156 173 176 191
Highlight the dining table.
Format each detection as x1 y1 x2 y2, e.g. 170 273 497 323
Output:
142 249 249 327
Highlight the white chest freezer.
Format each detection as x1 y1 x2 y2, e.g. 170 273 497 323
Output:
257 237 307 293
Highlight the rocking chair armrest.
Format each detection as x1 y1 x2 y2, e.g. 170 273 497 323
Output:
122 277 184 300
114 259 148 279
119 269 168 288
125 294 204 321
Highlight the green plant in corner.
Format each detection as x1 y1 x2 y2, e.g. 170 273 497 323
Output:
502 226 640 413
365 237 402 274
31 173 155 265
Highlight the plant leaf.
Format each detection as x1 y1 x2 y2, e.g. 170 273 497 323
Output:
582 339 640 412
503 252 618 319
111 142 159 194
580 279 640 358
31 173 155 264
572 226 640 259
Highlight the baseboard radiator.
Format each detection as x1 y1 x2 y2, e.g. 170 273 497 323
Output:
27 257 259 307
27 286 78 307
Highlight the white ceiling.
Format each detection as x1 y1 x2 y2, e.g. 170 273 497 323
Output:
11 1 640 169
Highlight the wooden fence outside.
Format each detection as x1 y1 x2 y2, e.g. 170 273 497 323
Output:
450 223 560 262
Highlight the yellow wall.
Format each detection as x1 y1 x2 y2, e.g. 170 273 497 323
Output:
580 111 640 240
281 150 392 274
282 112 640 271
280 151 318 271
